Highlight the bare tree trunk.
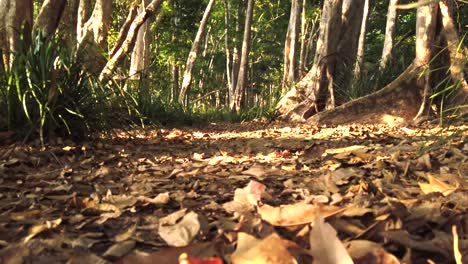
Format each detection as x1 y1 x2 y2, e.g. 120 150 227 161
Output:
178 0 216 106
354 0 369 77
81 0 112 50
439 0 468 110
130 0 151 79
413 0 438 121
282 0 302 93
99 0 164 82
230 0 244 107
223 0 234 106
231 0 254 113
59 0 80 47
334 0 365 103
298 0 307 78
77 0 92 42
379 0 398 71
0 0 33 67
33 0 67 38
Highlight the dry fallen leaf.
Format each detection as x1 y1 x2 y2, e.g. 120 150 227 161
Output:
159 211 201 247
418 174 457 196
309 215 353 264
258 202 345 226
230 232 298 264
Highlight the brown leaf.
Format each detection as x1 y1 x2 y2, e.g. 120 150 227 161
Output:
258 203 345 226
230 232 298 264
309 215 353 264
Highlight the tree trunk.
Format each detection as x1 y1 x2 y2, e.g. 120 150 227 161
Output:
33 0 67 38
438 1 468 110
0 0 33 67
354 0 369 77
276 0 343 121
282 0 302 93
59 0 80 47
223 0 234 106
412 0 438 121
231 0 254 113
298 0 308 78
99 0 164 82
230 0 244 108
129 0 151 79
379 0 398 71
83 0 112 49
178 0 216 106
77 0 92 42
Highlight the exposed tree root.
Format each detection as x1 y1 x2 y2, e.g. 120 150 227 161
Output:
305 63 423 126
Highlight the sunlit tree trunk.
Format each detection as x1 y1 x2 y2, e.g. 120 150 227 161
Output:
439 0 468 109
379 0 398 71
413 0 438 120
231 0 254 113
99 0 164 82
59 0 80 47
77 0 92 42
130 0 151 79
230 0 244 106
298 0 308 78
354 0 369 77
282 0 302 93
0 0 33 67
178 0 216 106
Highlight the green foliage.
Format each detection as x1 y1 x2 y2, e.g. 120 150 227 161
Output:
0 33 141 143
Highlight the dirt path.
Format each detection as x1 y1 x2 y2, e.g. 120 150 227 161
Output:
0 122 467 263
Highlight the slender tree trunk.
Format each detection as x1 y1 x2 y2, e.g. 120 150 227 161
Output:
298 0 308 78
232 0 254 113
223 0 234 106
77 0 92 42
379 0 398 71
230 0 244 107
99 0 164 82
0 0 33 68
282 0 302 93
439 0 468 109
178 0 216 106
130 0 151 79
354 0 369 77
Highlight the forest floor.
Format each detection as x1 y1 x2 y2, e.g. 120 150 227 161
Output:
0 121 467 264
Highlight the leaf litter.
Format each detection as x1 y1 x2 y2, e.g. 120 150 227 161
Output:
0 122 466 264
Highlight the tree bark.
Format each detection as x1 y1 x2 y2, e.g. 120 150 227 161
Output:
354 0 369 77
231 0 254 113
129 0 152 79
298 0 308 78
77 0 92 42
282 0 302 93
439 0 468 110
379 0 398 71
99 0 164 82
0 0 33 67
81 0 113 49
412 0 438 121
178 0 216 106
33 0 67 38
223 0 234 105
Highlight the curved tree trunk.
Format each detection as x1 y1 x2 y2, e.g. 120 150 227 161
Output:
129 0 152 80
231 0 254 113
379 0 398 71
178 0 216 106
34 0 67 38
